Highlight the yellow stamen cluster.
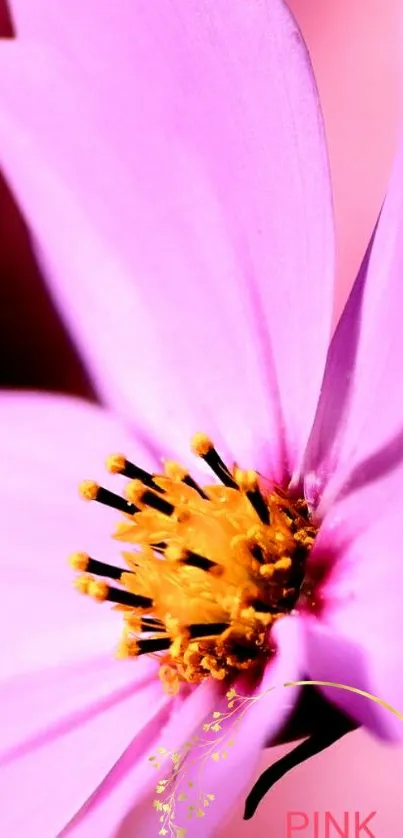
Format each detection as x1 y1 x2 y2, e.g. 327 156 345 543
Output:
72 435 317 695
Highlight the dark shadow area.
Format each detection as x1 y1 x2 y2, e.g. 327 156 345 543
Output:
270 682 357 746
0 0 14 37
0 171 96 400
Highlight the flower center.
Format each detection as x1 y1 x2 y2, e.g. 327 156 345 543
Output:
71 434 317 694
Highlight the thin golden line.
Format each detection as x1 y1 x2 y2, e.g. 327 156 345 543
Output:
152 678 403 831
282 680 403 721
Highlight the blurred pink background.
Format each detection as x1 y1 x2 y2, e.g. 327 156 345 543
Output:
291 0 403 324
221 1 403 835
1 0 403 835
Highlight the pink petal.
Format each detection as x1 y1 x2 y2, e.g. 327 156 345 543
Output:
304 135 403 512
61 616 303 837
60 679 221 837
304 483 403 741
0 392 158 676
0 393 172 835
0 664 169 838
0 1 334 479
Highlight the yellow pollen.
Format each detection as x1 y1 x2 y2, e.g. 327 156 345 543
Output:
79 480 99 501
259 564 275 579
164 460 188 481
116 636 140 659
88 580 109 602
122 612 140 628
72 436 317 694
164 544 184 562
159 664 180 696
74 574 92 595
69 552 90 572
125 479 144 504
274 556 293 572
234 468 259 491
106 453 126 474
247 525 265 544
191 432 213 457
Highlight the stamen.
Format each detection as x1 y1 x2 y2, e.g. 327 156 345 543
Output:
234 469 270 524
165 461 210 501
165 545 222 574
136 637 172 655
274 556 292 572
123 613 165 632
182 551 222 574
188 622 229 639
191 433 238 488
74 433 318 691
126 481 175 516
79 481 138 515
138 617 165 632
250 543 265 564
246 487 270 524
141 488 175 515
163 460 188 482
151 541 167 553
182 474 209 498
106 453 163 492
69 552 126 581
228 642 262 661
250 599 285 614
86 579 153 609
259 564 275 579
74 575 91 595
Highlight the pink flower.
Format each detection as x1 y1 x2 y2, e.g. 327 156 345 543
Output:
0 1 403 836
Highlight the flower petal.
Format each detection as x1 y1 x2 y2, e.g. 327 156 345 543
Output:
0 662 169 838
304 134 403 511
0 0 334 478
0 392 159 676
60 616 303 837
304 483 403 741
0 393 172 836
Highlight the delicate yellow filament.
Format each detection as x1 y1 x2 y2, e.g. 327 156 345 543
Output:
72 437 317 694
